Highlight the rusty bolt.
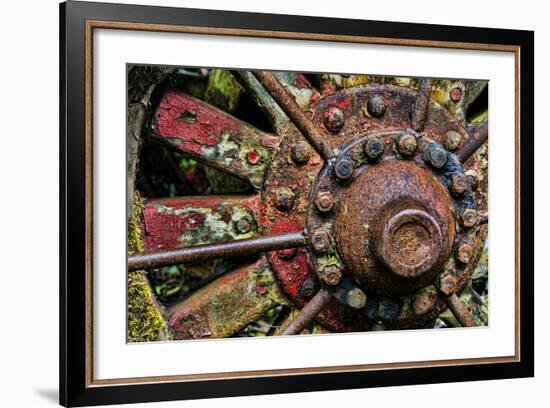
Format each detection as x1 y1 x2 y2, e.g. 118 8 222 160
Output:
278 248 298 260
443 130 462 151
378 300 400 320
461 208 478 228
314 191 335 213
364 137 384 160
246 150 261 165
290 141 312 164
274 187 296 211
439 274 457 296
310 230 331 253
396 132 417 156
457 240 475 264
450 173 469 195
449 87 463 103
366 95 386 118
299 278 318 298
323 107 345 133
346 287 367 309
319 265 343 286
235 216 253 234
334 158 355 180
466 170 479 190
423 143 448 168
413 293 436 315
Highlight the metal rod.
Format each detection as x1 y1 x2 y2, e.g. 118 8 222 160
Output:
456 120 488 163
281 288 333 335
411 78 433 132
128 232 306 271
445 293 478 327
253 71 334 160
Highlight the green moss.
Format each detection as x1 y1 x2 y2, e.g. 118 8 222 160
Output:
204 69 243 113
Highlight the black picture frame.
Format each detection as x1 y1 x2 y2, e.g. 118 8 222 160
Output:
60 1 534 406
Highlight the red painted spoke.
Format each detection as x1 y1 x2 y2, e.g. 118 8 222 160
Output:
154 90 279 188
168 256 288 339
128 232 306 271
456 120 488 163
141 195 260 252
253 71 334 160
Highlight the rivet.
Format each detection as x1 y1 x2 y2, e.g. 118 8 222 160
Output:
290 141 312 164
449 87 462 103
314 191 335 213
274 187 296 211
396 132 417 156
366 95 386 118
319 265 342 286
443 130 462 151
423 143 448 168
334 158 354 180
246 151 261 165
323 107 345 133
364 137 384 160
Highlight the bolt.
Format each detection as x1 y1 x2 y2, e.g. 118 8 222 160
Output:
334 158 354 180
274 187 296 211
466 170 479 190
299 278 318 298
413 293 436 315
235 216 253 234
346 287 367 309
443 130 462 151
396 132 417 156
290 141 312 164
323 107 345 133
439 274 457 296
449 87 462 103
314 191 335 213
457 240 474 264
278 248 298 260
461 208 478 228
364 137 384 160
246 150 261 165
423 143 448 168
450 173 469 195
319 265 343 286
310 230 331 253
366 95 386 118
378 300 400 320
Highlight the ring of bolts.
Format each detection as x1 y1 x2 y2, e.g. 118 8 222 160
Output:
272 91 482 326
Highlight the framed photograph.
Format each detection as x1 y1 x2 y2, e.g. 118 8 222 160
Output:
60 1 534 406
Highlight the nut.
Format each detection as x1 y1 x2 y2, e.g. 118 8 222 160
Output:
423 143 448 168
274 187 296 211
457 241 474 264
290 141 312 164
450 173 469 195
443 130 462 151
235 216 253 234
364 137 384 160
299 278 318 298
334 158 354 180
314 191 335 213
310 230 331 253
323 107 345 133
396 132 417 156
319 265 343 286
449 87 462 103
366 95 386 118
346 287 367 309
461 208 478 228
439 274 457 296
378 300 400 320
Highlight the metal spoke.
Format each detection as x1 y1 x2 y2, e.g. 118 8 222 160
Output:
253 71 335 160
281 287 333 335
154 89 279 188
456 120 488 163
128 232 306 271
445 293 478 327
411 78 433 131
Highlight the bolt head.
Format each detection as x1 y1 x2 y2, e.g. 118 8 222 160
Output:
461 208 478 228
299 278 318 298
364 137 384 160
278 248 298 260
235 216 253 234
457 241 474 264
378 300 400 320
450 173 469 195
396 133 417 156
423 143 448 168
413 293 436 315
366 95 387 118
323 107 345 133
443 130 462 151
290 141 312 164
319 265 343 286
449 87 463 103
274 187 296 211
346 287 367 309
334 158 354 180
439 274 457 296
314 191 335 213
310 230 331 253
